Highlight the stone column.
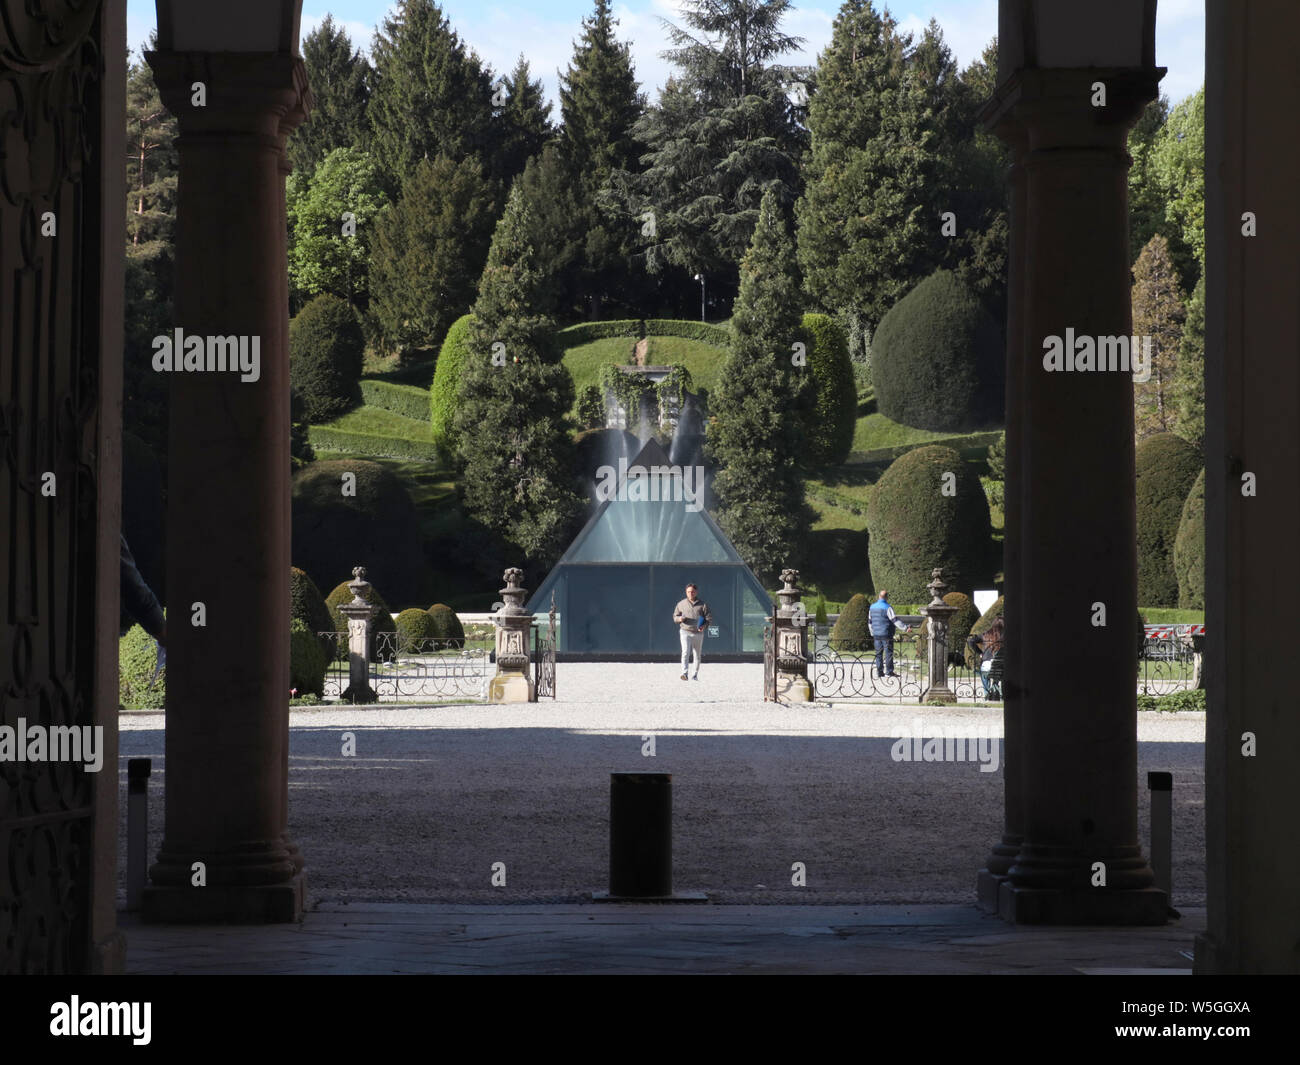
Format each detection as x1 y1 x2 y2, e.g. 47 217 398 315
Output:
918 570 957 706
142 52 310 923
995 67 1165 924
489 568 535 703
773 569 811 702
338 567 378 704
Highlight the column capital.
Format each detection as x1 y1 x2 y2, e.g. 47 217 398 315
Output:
144 51 312 143
982 66 1164 149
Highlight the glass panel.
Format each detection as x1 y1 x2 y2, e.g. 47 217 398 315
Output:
561 567 651 653
569 498 736 563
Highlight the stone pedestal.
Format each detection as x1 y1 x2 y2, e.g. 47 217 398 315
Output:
142 50 310 923
489 568 535 703
773 569 812 702
339 567 378 704
919 569 957 706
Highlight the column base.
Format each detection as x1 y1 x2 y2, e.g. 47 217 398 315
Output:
998 880 1167 925
920 686 957 705
142 870 305 924
976 869 1007 913
341 684 377 704
776 673 812 702
489 671 534 703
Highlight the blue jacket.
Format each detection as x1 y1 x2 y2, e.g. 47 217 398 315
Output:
869 599 897 638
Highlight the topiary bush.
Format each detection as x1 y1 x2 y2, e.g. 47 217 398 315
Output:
289 294 365 423
427 603 466 648
290 566 334 657
290 617 328 697
867 445 996 604
395 607 439 654
829 593 873 652
119 623 165 709
799 313 856 465
430 313 474 461
291 459 426 604
871 269 1004 432
1136 433 1201 607
1173 468 1205 610
324 578 398 662
916 591 980 663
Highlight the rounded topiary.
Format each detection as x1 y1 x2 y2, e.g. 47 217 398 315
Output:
917 591 980 663
430 313 474 461
829 593 873 652
289 294 365 423
1173 468 1205 610
867 445 995 603
291 459 425 603
800 313 856 465
395 607 438 654
324 578 398 662
119 623 165 709
871 269 1004 432
1136 433 1201 608
964 595 1004 668
427 603 466 648
290 566 334 657
290 617 328 697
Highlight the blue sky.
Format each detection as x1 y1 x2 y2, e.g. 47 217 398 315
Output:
128 1 1204 109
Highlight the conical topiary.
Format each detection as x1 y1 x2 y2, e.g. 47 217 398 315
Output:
830 593 873 652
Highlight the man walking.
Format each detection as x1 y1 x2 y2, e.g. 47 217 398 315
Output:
868 589 908 678
673 583 712 680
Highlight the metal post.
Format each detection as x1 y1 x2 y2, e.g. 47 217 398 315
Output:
609 772 673 897
127 758 152 911
1148 771 1172 903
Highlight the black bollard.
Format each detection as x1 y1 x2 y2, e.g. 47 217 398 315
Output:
127 758 152 911
1147 771 1172 902
609 772 673 897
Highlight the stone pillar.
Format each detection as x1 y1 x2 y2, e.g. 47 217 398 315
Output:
773 569 811 702
142 51 310 923
992 67 1165 924
338 567 378 704
918 570 957 706
489 568 535 703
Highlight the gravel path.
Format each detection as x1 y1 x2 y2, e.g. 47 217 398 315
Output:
117 663 1206 906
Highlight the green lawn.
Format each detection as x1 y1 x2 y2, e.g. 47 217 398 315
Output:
316 405 435 442
644 335 726 391
561 337 643 397
851 411 965 453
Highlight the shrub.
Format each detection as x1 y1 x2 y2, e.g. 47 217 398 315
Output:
800 313 856 465
289 294 365 422
395 607 439 653
829 593 873 652
290 566 334 657
290 618 328 697
359 379 432 421
866 445 995 603
557 319 645 346
1136 433 1201 607
427 603 466 648
119 623 165 710
324 578 398 662
1154 688 1206 713
291 459 426 602
577 384 605 429
1173 468 1205 610
430 313 474 461
871 269 1004 432
916 592 980 662
643 319 731 346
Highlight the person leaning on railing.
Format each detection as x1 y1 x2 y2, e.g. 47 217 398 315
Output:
966 617 1004 698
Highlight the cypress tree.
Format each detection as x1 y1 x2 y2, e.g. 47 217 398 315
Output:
1131 234 1186 439
707 187 810 583
289 16 372 178
1174 273 1205 451
454 186 583 567
492 56 553 185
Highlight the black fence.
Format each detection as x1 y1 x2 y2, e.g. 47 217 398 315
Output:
319 632 493 702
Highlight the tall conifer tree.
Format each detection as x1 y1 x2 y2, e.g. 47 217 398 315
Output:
1132 234 1187 439
493 56 553 184
289 16 372 178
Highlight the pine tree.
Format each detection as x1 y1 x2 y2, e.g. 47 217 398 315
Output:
1132 234 1186 439
369 155 500 354
625 0 808 302
289 15 372 178
513 143 583 319
1173 273 1205 451
455 186 583 566
126 43 177 248
1128 94 1171 266
368 0 496 195
492 56 553 185
706 187 810 582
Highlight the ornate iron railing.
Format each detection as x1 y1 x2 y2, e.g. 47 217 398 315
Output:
807 625 996 702
319 632 492 702
532 594 557 700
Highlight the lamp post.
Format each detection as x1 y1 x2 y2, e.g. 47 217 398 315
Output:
143 0 311 923
693 272 705 323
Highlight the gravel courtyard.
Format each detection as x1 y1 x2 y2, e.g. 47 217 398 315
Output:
117 663 1206 907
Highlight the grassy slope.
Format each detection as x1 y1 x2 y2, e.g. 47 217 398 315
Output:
561 337 643 397
319 406 435 442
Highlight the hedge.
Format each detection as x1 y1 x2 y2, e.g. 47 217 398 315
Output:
1173 468 1205 610
800 313 857 466
557 319 645 346
866 445 996 603
871 269 1004 432
644 319 730 346
1136 433 1201 607
119 623 165 709
395 607 439 653
306 425 442 462
555 319 732 349
359 378 432 422
430 313 474 460
290 618 328 697
289 294 365 423
847 430 1004 468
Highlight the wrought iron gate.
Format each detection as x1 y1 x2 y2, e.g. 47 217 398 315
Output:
532 592 557 700
763 617 778 701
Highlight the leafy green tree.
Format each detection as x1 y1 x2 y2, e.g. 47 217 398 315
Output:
368 0 497 195
369 155 499 354
624 0 808 301
1150 86 1205 291
454 186 583 566
493 56 553 184
706 187 810 582
1127 94 1170 265
1173 273 1205 451
1131 234 1186 439
286 147 388 310
289 15 372 178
